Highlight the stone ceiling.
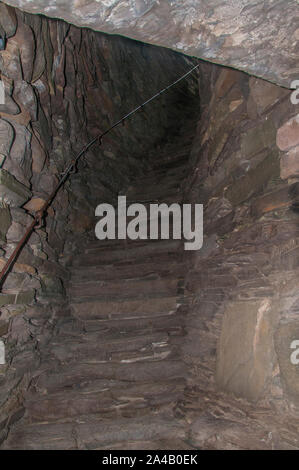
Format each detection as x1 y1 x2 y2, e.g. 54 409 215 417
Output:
1 0 299 88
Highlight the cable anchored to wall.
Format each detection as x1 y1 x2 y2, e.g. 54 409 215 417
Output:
0 62 199 289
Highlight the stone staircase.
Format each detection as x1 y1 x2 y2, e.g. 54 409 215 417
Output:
2 132 196 449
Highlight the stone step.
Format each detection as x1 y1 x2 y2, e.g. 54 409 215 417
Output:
49 329 171 347
69 291 184 305
70 260 186 283
40 346 176 370
73 240 181 266
75 415 187 450
68 277 180 299
43 331 174 363
70 295 180 319
3 415 186 450
84 227 182 254
49 320 185 341
54 312 186 338
25 379 186 423
31 360 187 394
76 243 182 261
97 438 195 450
30 375 185 397
2 422 76 450
84 238 154 252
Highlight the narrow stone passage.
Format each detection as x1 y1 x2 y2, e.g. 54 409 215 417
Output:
1 1 299 452
2 123 196 450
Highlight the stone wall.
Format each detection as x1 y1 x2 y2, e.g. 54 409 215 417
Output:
181 64 299 448
0 2 198 443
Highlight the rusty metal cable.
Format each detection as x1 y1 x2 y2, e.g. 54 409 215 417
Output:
0 62 199 289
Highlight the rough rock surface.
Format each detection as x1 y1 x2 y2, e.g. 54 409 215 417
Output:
2 0 299 87
178 63 299 449
1 1 299 451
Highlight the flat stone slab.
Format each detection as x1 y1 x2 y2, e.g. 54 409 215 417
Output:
0 290 35 307
216 298 279 401
0 169 32 207
2 415 185 450
0 206 11 242
70 295 178 319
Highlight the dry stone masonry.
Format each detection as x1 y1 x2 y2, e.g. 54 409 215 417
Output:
0 2 197 447
180 65 299 449
0 0 299 451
